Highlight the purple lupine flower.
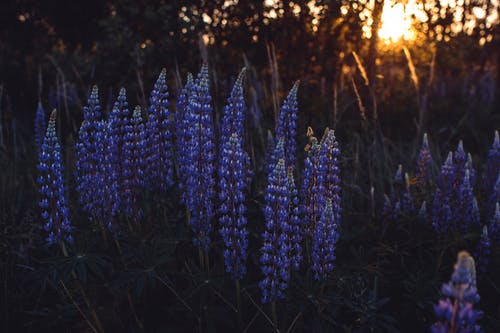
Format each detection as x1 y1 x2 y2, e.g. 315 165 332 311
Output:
382 194 393 219
260 152 291 303
488 174 500 218
264 130 276 175
394 164 403 184
286 167 302 270
219 133 248 279
457 170 478 232
106 88 130 228
220 68 246 140
401 173 415 214
454 140 467 188
300 127 326 241
312 199 339 280
418 201 427 222
121 106 146 221
219 68 252 187
37 110 73 244
465 153 476 187
185 64 216 249
432 152 455 234
321 129 341 223
483 130 500 196
34 101 46 153
146 68 174 192
75 86 106 221
175 73 194 203
475 226 490 274
488 203 500 242
275 81 299 170
416 133 433 188
431 251 483 333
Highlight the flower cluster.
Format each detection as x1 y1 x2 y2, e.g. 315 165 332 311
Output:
106 88 131 227
121 106 146 221
37 110 73 244
76 86 106 221
483 130 500 197
431 251 483 333
34 101 46 152
312 199 339 280
184 64 216 249
432 152 455 234
218 70 250 279
145 69 174 192
274 81 299 170
416 133 433 188
260 149 291 303
175 72 194 203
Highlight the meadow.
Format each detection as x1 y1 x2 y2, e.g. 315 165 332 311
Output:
1 1 500 332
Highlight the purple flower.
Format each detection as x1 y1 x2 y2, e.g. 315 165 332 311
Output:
312 199 339 280
456 170 478 232
431 251 483 333
275 81 299 171
106 87 131 228
175 73 194 203
34 101 46 153
300 127 326 241
432 152 455 234
185 64 216 249
416 133 433 188
75 86 107 222
145 68 174 192
475 226 490 274
488 203 500 242
37 110 73 244
483 130 500 196
121 106 146 221
260 153 291 303
321 129 341 223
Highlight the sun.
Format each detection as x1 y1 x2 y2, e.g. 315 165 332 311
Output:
378 2 415 43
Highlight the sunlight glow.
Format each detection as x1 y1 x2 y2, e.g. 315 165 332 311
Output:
378 2 415 43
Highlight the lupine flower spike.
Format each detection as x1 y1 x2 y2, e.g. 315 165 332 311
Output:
483 130 500 196
475 226 490 274
454 140 467 188
121 106 146 221
175 73 194 202
106 87 130 228
321 128 341 223
275 81 299 170
432 152 454 234
34 101 46 152
146 68 174 192
457 170 477 232
401 173 415 213
431 251 483 333
418 201 427 222
312 199 339 280
300 127 326 241
38 110 73 244
185 64 216 249
76 86 106 221
219 133 249 279
416 133 433 188
260 155 291 303
286 167 302 271
489 203 500 242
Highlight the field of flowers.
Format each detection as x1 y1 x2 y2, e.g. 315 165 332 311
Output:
1 60 499 332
